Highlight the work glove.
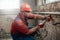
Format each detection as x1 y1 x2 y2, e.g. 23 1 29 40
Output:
38 20 45 28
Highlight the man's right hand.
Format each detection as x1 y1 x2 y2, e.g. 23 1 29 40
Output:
38 20 46 28
38 23 45 28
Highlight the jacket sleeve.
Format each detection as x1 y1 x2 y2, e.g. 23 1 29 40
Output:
15 20 29 34
26 13 35 19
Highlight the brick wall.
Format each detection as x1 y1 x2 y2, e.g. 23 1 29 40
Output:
38 1 60 12
35 14 60 40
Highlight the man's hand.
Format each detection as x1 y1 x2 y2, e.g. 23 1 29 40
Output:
38 20 46 28
38 23 44 28
45 15 51 21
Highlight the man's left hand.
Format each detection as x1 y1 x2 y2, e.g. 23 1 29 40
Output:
45 15 51 21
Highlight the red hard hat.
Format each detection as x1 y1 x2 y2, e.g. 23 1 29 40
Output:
20 3 32 12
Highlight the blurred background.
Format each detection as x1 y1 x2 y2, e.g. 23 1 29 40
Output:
0 0 60 40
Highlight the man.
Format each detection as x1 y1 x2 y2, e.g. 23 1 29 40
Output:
11 3 50 40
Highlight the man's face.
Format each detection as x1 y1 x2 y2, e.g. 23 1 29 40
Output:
22 11 31 16
22 11 31 18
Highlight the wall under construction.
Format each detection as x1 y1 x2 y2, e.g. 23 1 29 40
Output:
38 1 60 12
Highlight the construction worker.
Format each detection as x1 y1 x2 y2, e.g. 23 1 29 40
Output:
11 3 50 40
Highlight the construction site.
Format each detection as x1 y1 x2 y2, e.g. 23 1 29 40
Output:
0 0 60 40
